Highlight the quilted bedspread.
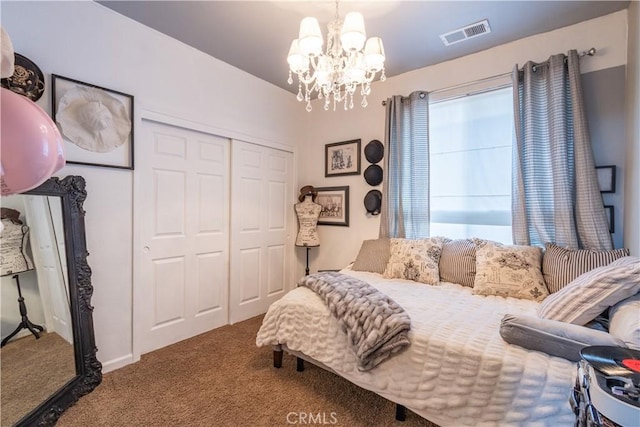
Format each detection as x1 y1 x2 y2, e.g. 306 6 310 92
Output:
256 269 576 426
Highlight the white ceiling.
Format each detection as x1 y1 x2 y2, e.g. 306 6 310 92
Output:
98 1 629 94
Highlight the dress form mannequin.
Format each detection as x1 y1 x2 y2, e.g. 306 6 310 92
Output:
0 209 43 346
295 195 321 247
295 186 321 275
0 217 34 276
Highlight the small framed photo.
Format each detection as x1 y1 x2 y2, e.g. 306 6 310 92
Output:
604 205 614 233
325 139 361 177
596 165 616 193
52 74 134 170
316 186 349 226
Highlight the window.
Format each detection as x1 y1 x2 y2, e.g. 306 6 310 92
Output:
429 84 514 243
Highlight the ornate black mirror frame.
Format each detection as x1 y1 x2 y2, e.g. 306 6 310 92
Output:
16 176 102 426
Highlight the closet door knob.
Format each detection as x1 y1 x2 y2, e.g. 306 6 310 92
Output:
143 246 150 253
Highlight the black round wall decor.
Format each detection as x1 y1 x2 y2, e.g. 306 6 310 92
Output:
0 53 45 102
364 190 382 215
364 164 383 186
364 139 384 164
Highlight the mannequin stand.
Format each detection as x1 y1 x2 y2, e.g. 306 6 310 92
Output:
297 246 318 276
1 274 44 347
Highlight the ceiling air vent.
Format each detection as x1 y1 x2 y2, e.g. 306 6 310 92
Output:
440 19 491 46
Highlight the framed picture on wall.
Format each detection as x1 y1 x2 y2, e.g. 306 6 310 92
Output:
596 165 616 193
52 74 134 170
325 139 361 177
316 186 349 226
604 205 614 233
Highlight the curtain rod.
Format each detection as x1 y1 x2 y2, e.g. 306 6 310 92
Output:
381 72 509 106
381 47 597 106
528 47 596 72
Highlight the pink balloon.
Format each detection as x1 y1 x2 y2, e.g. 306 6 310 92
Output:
1 87 65 195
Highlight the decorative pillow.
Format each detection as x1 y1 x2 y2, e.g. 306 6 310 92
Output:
609 292 640 350
352 238 390 274
472 239 548 301
542 243 630 293
439 238 476 288
383 237 444 285
500 314 626 362
538 256 640 325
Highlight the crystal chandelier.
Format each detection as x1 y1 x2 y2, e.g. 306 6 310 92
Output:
287 1 386 112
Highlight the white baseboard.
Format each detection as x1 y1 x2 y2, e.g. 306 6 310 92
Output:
101 353 136 373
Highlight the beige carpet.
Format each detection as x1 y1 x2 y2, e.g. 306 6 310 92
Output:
58 315 438 427
1 332 76 426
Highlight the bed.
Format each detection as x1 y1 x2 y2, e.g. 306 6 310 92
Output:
256 268 576 426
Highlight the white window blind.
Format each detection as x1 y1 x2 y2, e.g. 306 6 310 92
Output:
429 85 514 243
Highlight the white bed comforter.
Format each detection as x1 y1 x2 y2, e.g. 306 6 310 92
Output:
256 270 576 426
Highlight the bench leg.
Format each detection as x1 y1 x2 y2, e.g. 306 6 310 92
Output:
395 404 406 421
296 357 305 372
273 350 283 368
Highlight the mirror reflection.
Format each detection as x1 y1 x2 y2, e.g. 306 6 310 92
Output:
1 194 76 426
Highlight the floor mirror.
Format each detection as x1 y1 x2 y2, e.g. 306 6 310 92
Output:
0 175 101 426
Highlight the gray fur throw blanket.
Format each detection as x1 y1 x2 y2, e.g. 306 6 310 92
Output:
298 272 411 371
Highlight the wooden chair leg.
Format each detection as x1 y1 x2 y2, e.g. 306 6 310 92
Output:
395 404 406 421
296 357 305 372
273 350 283 368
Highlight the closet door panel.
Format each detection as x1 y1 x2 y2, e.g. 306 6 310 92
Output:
195 251 225 315
230 141 294 323
136 119 230 355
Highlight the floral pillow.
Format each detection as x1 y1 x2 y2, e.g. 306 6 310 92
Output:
472 239 549 302
383 237 444 285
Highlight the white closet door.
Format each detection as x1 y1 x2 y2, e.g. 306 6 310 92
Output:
23 196 72 344
136 119 230 355
230 140 294 323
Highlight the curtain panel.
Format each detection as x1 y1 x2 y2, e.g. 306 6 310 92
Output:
512 50 612 250
379 91 430 239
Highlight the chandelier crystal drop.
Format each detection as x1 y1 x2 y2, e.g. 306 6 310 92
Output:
287 1 386 112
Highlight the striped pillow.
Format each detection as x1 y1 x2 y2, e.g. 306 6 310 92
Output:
542 243 630 293
352 239 390 274
538 256 640 325
439 239 476 287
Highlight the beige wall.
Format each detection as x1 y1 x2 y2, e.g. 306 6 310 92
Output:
624 1 640 255
297 10 630 275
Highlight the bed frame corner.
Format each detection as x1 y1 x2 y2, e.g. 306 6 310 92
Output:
273 349 283 368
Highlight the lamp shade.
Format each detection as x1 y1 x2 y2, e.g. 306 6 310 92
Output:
298 17 323 56
0 88 65 196
364 37 385 71
287 39 309 74
340 12 366 52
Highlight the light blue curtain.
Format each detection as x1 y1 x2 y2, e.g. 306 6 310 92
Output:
512 50 612 250
379 91 430 238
